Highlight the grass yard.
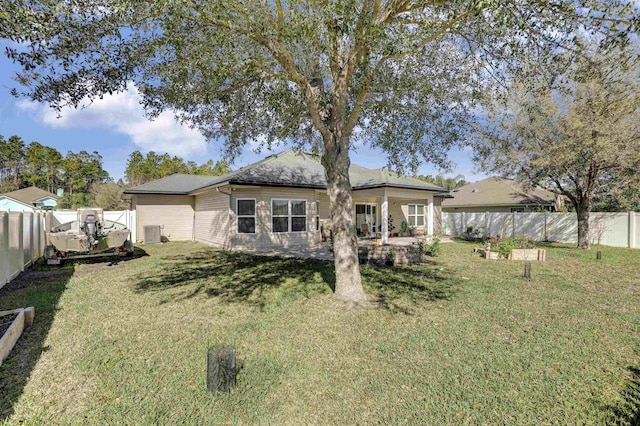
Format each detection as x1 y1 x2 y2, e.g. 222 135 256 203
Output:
0 241 639 424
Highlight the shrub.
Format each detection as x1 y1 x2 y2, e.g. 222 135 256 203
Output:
490 234 536 258
426 238 442 257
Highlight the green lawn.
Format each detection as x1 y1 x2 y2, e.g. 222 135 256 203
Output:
1 241 639 424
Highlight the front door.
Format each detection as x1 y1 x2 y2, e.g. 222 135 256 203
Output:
355 203 378 237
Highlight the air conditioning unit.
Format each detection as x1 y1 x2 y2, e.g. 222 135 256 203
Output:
143 225 162 244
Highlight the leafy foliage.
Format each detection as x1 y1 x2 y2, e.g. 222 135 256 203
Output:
489 235 536 258
475 48 640 248
2 0 637 300
415 174 468 191
125 150 230 186
91 182 129 210
0 134 109 199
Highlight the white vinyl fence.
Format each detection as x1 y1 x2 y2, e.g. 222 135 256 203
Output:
0 209 136 290
0 211 47 290
442 211 639 248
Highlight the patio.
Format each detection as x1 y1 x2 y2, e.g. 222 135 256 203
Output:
247 235 449 262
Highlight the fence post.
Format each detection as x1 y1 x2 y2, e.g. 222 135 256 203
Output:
17 212 24 272
630 211 636 249
1 212 9 288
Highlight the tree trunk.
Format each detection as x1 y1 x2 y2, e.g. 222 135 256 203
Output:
576 199 591 249
322 144 367 305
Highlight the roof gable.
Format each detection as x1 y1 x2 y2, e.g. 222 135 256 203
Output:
2 186 59 205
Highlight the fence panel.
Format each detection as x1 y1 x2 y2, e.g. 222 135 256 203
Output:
443 212 462 236
8 212 24 280
514 213 546 241
442 211 639 249
590 213 628 248
0 212 9 289
486 213 512 238
22 212 33 268
635 213 640 248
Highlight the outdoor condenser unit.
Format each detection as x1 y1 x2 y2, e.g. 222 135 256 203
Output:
143 225 162 244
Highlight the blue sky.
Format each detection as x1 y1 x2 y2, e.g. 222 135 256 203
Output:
0 48 486 183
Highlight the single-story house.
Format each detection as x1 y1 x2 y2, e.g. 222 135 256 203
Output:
442 177 557 213
123 149 448 249
0 186 58 211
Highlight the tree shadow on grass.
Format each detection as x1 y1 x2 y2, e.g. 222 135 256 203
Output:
134 248 335 309
134 248 461 313
0 264 73 421
362 262 461 314
606 364 640 425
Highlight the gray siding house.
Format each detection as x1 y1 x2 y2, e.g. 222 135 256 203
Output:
124 150 448 250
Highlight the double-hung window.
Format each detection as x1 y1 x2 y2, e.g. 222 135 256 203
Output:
408 204 425 227
272 199 307 232
237 199 256 233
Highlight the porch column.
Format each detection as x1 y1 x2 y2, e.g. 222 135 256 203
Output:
427 195 434 237
381 192 389 244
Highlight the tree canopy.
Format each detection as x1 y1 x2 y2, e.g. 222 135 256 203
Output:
474 49 640 248
2 1 638 302
125 150 231 186
0 135 109 196
415 174 468 191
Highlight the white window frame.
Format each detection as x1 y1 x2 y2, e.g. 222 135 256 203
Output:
510 207 525 213
315 201 320 232
271 199 307 233
408 204 425 227
236 198 256 234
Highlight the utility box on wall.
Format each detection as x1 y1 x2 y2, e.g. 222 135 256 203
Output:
143 225 162 244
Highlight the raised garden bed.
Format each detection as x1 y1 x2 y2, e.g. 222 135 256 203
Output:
0 307 34 366
479 248 546 261
478 236 546 261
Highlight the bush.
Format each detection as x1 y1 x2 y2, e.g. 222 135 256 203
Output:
426 238 442 257
490 234 536 258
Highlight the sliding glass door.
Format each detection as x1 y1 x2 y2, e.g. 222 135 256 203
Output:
355 203 378 237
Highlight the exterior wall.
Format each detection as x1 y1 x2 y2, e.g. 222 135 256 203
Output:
194 189 231 248
35 197 57 208
388 198 431 235
0 196 35 212
133 194 194 242
434 199 443 235
228 186 321 250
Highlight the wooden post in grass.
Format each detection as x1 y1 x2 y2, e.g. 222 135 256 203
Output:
207 345 236 392
596 250 602 260
524 262 532 280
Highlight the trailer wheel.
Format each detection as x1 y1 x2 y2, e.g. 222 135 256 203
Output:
124 239 134 256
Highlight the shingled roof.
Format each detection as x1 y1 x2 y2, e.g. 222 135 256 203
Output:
124 149 447 195
442 177 556 208
2 186 58 205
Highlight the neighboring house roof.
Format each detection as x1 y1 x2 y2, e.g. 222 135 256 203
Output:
442 177 556 208
0 194 36 210
124 149 448 195
2 186 59 206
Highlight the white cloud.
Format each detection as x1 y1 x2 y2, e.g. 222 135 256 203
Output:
17 86 207 157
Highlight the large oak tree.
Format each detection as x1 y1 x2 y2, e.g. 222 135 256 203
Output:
1 1 636 303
